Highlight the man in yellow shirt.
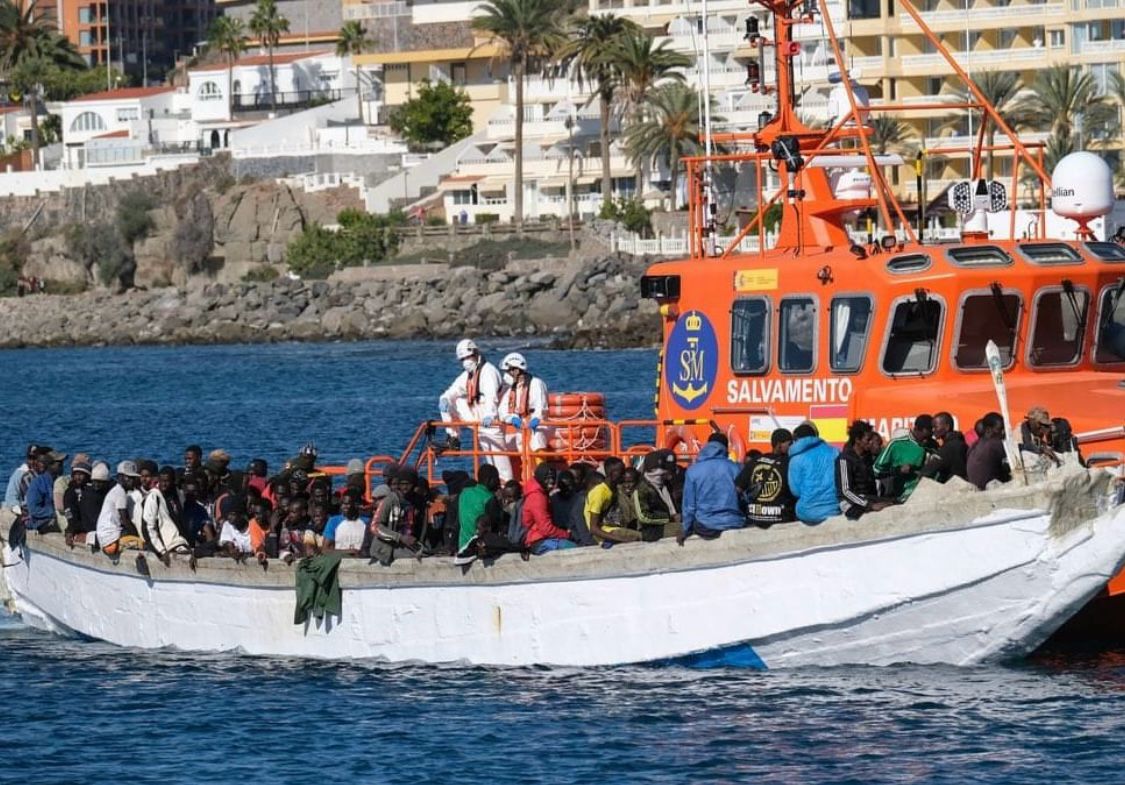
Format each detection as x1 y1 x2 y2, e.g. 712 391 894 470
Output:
584 458 641 545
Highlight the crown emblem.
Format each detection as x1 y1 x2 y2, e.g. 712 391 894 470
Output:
685 313 702 331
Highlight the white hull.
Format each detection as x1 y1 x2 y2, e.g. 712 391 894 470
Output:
4 471 1124 668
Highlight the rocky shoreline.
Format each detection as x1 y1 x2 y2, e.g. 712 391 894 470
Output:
0 255 660 350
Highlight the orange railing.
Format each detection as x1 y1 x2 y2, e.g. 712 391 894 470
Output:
315 417 695 497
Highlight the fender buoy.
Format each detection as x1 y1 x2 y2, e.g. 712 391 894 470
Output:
726 425 746 463
663 425 701 456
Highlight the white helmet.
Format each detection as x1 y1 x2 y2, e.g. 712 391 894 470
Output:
455 339 479 360
501 352 528 372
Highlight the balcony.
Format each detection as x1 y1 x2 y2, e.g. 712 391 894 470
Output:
662 30 749 52
231 88 354 113
342 1 409 21
898 2 1064 28
1081 38 1125 54
900 47 1046 71
922 131 1050 150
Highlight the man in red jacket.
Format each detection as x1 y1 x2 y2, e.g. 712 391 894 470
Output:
522 465 575 555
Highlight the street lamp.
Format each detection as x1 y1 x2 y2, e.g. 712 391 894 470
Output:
565 108 576 252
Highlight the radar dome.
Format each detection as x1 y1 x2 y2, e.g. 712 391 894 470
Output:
827 82 869 126
1051 152 1114 220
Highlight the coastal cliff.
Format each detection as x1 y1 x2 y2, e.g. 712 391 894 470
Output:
0 254 660 350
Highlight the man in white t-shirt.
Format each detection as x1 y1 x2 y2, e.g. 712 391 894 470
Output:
324 491 369 554
96 462 142 557
218 497 253 556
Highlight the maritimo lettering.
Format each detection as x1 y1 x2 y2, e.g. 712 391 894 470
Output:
726 377 854 404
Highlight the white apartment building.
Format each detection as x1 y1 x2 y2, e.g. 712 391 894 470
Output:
368 0 1125 223
54 51 374 169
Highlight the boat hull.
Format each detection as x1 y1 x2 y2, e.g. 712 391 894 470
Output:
4 472 1124 668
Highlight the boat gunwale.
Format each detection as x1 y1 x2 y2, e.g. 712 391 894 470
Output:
5 469 1113 592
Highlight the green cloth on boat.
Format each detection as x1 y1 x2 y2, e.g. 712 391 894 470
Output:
294 553 344 624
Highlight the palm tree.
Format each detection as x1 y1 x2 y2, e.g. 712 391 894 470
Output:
472 0 567 227
558 14 639 206
1014 65 1115 145
249 0 290 113
974 71 1022 180
337 21 372 123
606 28 691 193
866 114 915 155
0 0 82 167
624 82 716 209
208 15 247 119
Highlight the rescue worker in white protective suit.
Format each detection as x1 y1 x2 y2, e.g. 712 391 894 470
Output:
438 339 512 481
498 352 549 454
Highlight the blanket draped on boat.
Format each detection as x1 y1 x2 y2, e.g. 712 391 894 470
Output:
294 553 344 624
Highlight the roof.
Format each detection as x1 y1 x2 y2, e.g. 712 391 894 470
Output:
70 86 175 103
70 85 173 102
92 130 130 139
193 50 334 72
355 44 499 65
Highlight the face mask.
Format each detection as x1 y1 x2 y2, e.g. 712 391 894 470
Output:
503 372 515 386
461 358 478 372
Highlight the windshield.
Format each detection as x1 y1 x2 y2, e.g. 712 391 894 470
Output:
882 298 942 375
1095 284 1125 363
1029 288 1087 366
954 291 1020 369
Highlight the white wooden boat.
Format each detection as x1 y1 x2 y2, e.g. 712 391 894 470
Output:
2 469 1123 668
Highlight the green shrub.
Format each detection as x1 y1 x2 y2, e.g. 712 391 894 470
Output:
598 197 652 236
242 265 280 282
286 224 340 279
425 215 446 227
0 231 28 296
475 213 499 225
287 210 410 277
116 190 155 246
65 222 132 286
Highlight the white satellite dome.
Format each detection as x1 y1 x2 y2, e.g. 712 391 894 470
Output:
1050 151 1114 220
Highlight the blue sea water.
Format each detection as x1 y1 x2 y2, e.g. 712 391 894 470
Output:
1 341 1124 785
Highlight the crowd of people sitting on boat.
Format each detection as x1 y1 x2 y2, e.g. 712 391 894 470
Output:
1 402 1081 569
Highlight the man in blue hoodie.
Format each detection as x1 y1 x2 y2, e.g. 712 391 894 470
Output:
678 433 745 544
787 423 840 524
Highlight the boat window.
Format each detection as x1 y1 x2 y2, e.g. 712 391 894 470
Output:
1085 242 1125 263
945 246 1012 268
953 289 1021 369
1095 281 1125 364
779 297 816 373
731 298 770 374
1017 243 1083 265
885 254 931 274
1028 286 1088 366
830 295 872 372
881 296 943 375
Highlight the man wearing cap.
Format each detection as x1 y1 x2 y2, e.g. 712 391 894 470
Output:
63 456 96 544
436 338 511 482
25 450 66 532
1020 406 1061 466
5 443 40 510
96 461 143 557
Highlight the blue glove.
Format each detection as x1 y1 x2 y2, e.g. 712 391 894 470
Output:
507 415 523 428
528 417 541 431
438 397 451 414
481 416 494 428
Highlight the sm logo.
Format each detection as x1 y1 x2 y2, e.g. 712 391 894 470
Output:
664 310 718 411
